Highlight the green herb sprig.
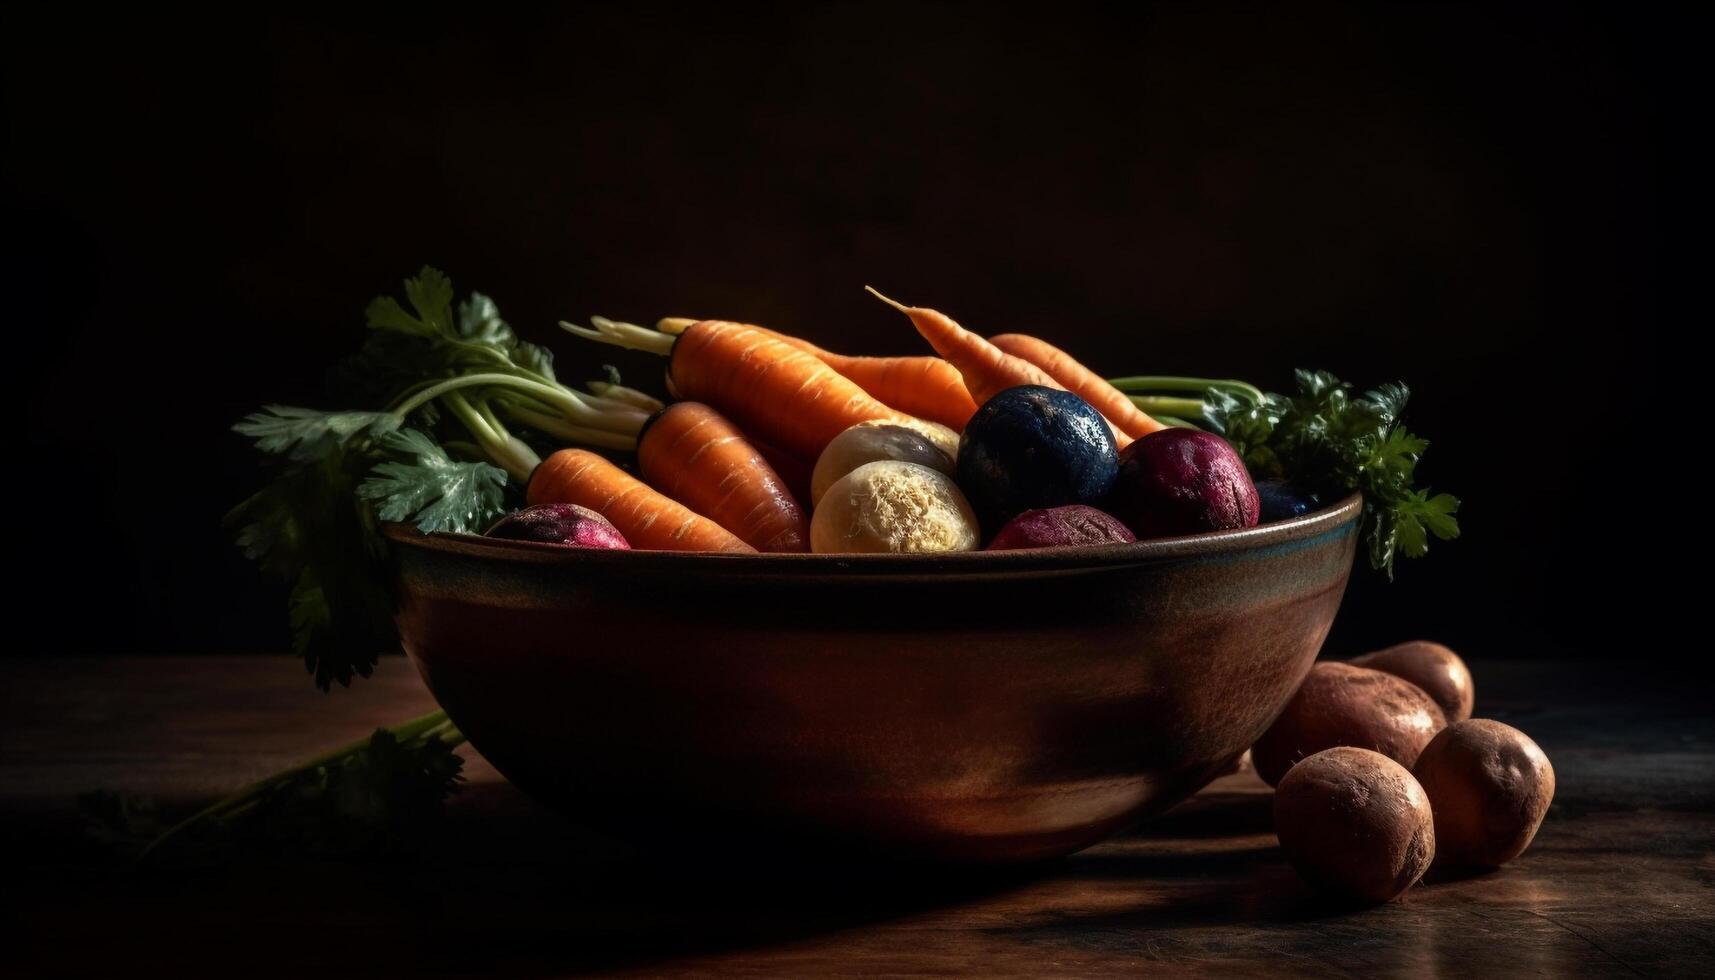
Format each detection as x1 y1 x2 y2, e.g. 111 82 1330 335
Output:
1112 369 1460 578
229 268 652 690
80 709 465 864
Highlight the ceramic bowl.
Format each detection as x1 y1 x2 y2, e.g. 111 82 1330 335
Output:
387 493 1360 862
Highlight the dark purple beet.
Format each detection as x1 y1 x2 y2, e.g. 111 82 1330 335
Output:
1255 480 1320 522
1108 428 1260 538
987 505 1136 551
486 503 631 550
956 386 1119 533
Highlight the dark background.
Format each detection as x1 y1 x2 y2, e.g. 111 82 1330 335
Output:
2 4 1673 665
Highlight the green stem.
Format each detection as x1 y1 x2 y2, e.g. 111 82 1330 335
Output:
440 439 486 460
491 390 566 419
505 406 639 451
1130 395 1209 419
560 317 677 356
390 373 647 436
390 374 559 419
1107 376 1265 401
444 392 540 482
139 708 457 862
475 398 510 438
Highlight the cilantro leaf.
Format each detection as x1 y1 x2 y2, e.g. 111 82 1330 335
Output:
357 429 508 535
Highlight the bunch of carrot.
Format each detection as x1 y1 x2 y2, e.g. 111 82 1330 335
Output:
523 291 1163 553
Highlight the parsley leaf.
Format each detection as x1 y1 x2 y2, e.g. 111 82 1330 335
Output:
245 724 466 858
226 437 398 689
358 429 509 535
233 406 399 462
351 267 555 393
1206 370 1460 579
82 712 468 864
234 270 554 690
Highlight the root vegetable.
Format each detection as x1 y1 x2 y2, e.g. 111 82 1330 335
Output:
956 385 1120 534
1351 641 1475 723
1412 719 1555 869
987 505 1135 551
810 460 980 554
1274 746 1436 904
811 422 955 506
1108 428 1260 539
485 503 630 550
1252 661 1447 786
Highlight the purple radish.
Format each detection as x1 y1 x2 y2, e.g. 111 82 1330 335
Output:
987 505 1136 551
1108 428 1259 538
486 503 631 550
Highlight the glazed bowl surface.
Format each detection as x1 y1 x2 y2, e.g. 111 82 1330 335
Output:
388 494 1360 862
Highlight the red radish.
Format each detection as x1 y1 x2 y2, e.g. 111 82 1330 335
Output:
486 503 630 550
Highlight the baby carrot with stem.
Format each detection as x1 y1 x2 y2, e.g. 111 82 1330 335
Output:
560 316 921 459
989 333 1167 439
863 288 1131 448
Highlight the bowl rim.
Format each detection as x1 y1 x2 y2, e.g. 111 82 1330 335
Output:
384 492 1362 575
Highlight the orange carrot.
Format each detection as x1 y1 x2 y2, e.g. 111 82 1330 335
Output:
527 448 754 553
764 332 977 432
990 334 1167 439
668 321 978 432
637 402 808 553
561 317 921 459
864 288 1132 448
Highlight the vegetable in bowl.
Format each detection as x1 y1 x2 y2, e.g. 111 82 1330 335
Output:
956 385 1120 534
192 267 1462 862
1107 427 1260 538
486 503 630 550
986 505 1135 551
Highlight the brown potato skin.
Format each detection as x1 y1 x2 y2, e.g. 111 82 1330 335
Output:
1350 641 1475 723
1274 747 1436 903
1252 662 1448 786
1412 719 1555 869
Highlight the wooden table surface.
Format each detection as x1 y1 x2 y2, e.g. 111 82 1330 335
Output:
1 657 1709 978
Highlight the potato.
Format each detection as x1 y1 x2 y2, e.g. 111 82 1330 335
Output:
810 460 980 554
1252 662 1447 786
1412 719 1555 869
1350 640 1475 723
1274 747 1436 903
811 422 955 506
